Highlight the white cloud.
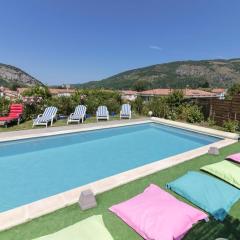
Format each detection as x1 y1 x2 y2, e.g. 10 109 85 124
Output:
149 45 163 51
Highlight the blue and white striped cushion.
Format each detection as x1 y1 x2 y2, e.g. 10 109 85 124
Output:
35 106 58 123
97 106 108 117
71 105 86 119
121 104 131 115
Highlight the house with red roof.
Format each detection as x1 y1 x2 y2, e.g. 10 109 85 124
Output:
138 88 218 101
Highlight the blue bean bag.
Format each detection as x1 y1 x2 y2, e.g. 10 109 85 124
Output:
166 171 240 221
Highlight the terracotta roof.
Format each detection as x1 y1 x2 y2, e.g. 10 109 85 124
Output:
211 88 226 94
139 89 172 96
185 89 216 97
121 90 137 95
17 88 76 95
49 88 75 94
139 88 217 98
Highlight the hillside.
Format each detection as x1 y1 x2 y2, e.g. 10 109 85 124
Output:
0 63 43 88
76 58 240 89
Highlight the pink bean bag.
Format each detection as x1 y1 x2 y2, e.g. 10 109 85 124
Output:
110 184 208 240
226 153 240 163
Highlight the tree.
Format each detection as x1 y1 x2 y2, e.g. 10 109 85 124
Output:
22 86 52 99
167 90 184 108
10 82 21 91
199 81 209 88
133 80 149 91
227 83 240 97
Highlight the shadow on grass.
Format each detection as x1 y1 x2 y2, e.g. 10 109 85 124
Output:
184 215 240 240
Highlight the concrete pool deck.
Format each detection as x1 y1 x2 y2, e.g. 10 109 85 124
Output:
0 118 239 231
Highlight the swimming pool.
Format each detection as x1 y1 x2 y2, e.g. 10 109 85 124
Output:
0 123 220 212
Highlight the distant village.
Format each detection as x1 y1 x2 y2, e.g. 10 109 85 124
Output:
0 86 226 102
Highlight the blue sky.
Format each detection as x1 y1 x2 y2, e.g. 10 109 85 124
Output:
0 0 240 85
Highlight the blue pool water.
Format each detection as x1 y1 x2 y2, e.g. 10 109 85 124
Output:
0 123 220 212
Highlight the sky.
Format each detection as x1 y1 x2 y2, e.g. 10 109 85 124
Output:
0 0 240 85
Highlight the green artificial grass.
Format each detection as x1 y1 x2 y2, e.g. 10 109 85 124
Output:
0 115 141 132
1 142 240 240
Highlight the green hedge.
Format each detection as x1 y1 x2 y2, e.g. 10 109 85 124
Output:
21 87 123 118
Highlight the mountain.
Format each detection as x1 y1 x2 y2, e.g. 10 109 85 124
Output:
0 63 44 88
75 58 240 90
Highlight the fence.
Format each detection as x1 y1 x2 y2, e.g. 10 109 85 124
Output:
209 96 240 125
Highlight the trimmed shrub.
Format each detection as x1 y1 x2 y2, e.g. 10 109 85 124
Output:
145 97 169 118
72 89 122 115
48 96 75 116
23 102 42 120
223 120 239 133
0 97 10 116
178 104 204 123
133 96 144 114
207 117 216 127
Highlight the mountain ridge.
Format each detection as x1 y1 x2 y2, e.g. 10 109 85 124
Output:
0 63 44 88
75 58 240 89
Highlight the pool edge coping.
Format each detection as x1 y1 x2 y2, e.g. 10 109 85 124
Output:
151 117 239 140
0 118 238 231
0 117 238 142
0 119 151 143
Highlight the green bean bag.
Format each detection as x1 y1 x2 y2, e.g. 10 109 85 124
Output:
33 215 113 240
201 160 240 189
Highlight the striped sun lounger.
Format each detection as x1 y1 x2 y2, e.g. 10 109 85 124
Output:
67 105 86 124
96 106 109 121
120 104 131 119
0 104 23 127
33 106 58 128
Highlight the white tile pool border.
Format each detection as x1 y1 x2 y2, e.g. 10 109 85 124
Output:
0 119 151 143
151 117 239 140
0 118 238 231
